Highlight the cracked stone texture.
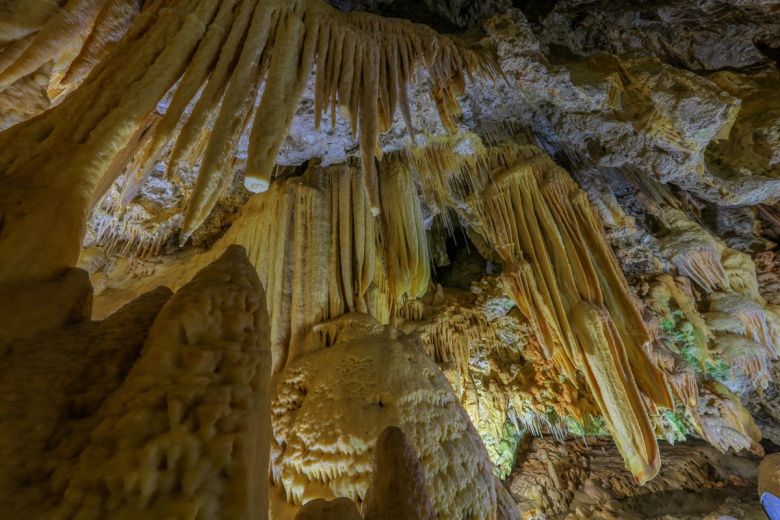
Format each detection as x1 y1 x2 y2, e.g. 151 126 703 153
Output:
539 0 780 72
507 436 761 520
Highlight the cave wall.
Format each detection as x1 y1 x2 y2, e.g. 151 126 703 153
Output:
2 0 780 518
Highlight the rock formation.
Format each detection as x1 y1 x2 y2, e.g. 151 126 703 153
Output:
0 0 500 284
270 313 508 518
2 1 780 518
0 245 272 519
361 426 437 520
507 435 761 519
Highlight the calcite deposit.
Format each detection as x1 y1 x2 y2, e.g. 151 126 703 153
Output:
270 313 505 518
2 0 780 518
0 246 272 519
507 435 762 519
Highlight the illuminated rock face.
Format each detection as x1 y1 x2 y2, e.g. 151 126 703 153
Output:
3 0 780 518
466 151 670 483
400 277 596 478
0 0 500 284
0 246 273 520
270 313 510 519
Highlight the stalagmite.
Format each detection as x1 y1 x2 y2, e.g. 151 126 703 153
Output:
0 284 173 519
0 246 272 519
361 426 437 520
295 498 362 520
56 246 273 519
270 313 515 519
507 436 760 519
0 267 93 345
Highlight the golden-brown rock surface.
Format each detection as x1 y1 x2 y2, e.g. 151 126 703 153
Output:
2 1 780 518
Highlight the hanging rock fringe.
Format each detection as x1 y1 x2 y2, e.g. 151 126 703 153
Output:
467 152 673 484
0 0 500 283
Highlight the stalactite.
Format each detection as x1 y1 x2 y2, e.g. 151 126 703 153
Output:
692 380 764 456
635 257 773 440
467 151 671 484
647 274 713 339
399 133 538 232
722 247 765 304
644 273 714 370
0 0 499 283
203 164 370 372
710 292 779 360
660 208 730 293
655 205 780 384
396 270 598 473
0 0 109 89
378 159 430 305
92 161 433 373
714 334 771 387
666 368 699 412
59 0 143 86
0 0 215 282
85 145 181 262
